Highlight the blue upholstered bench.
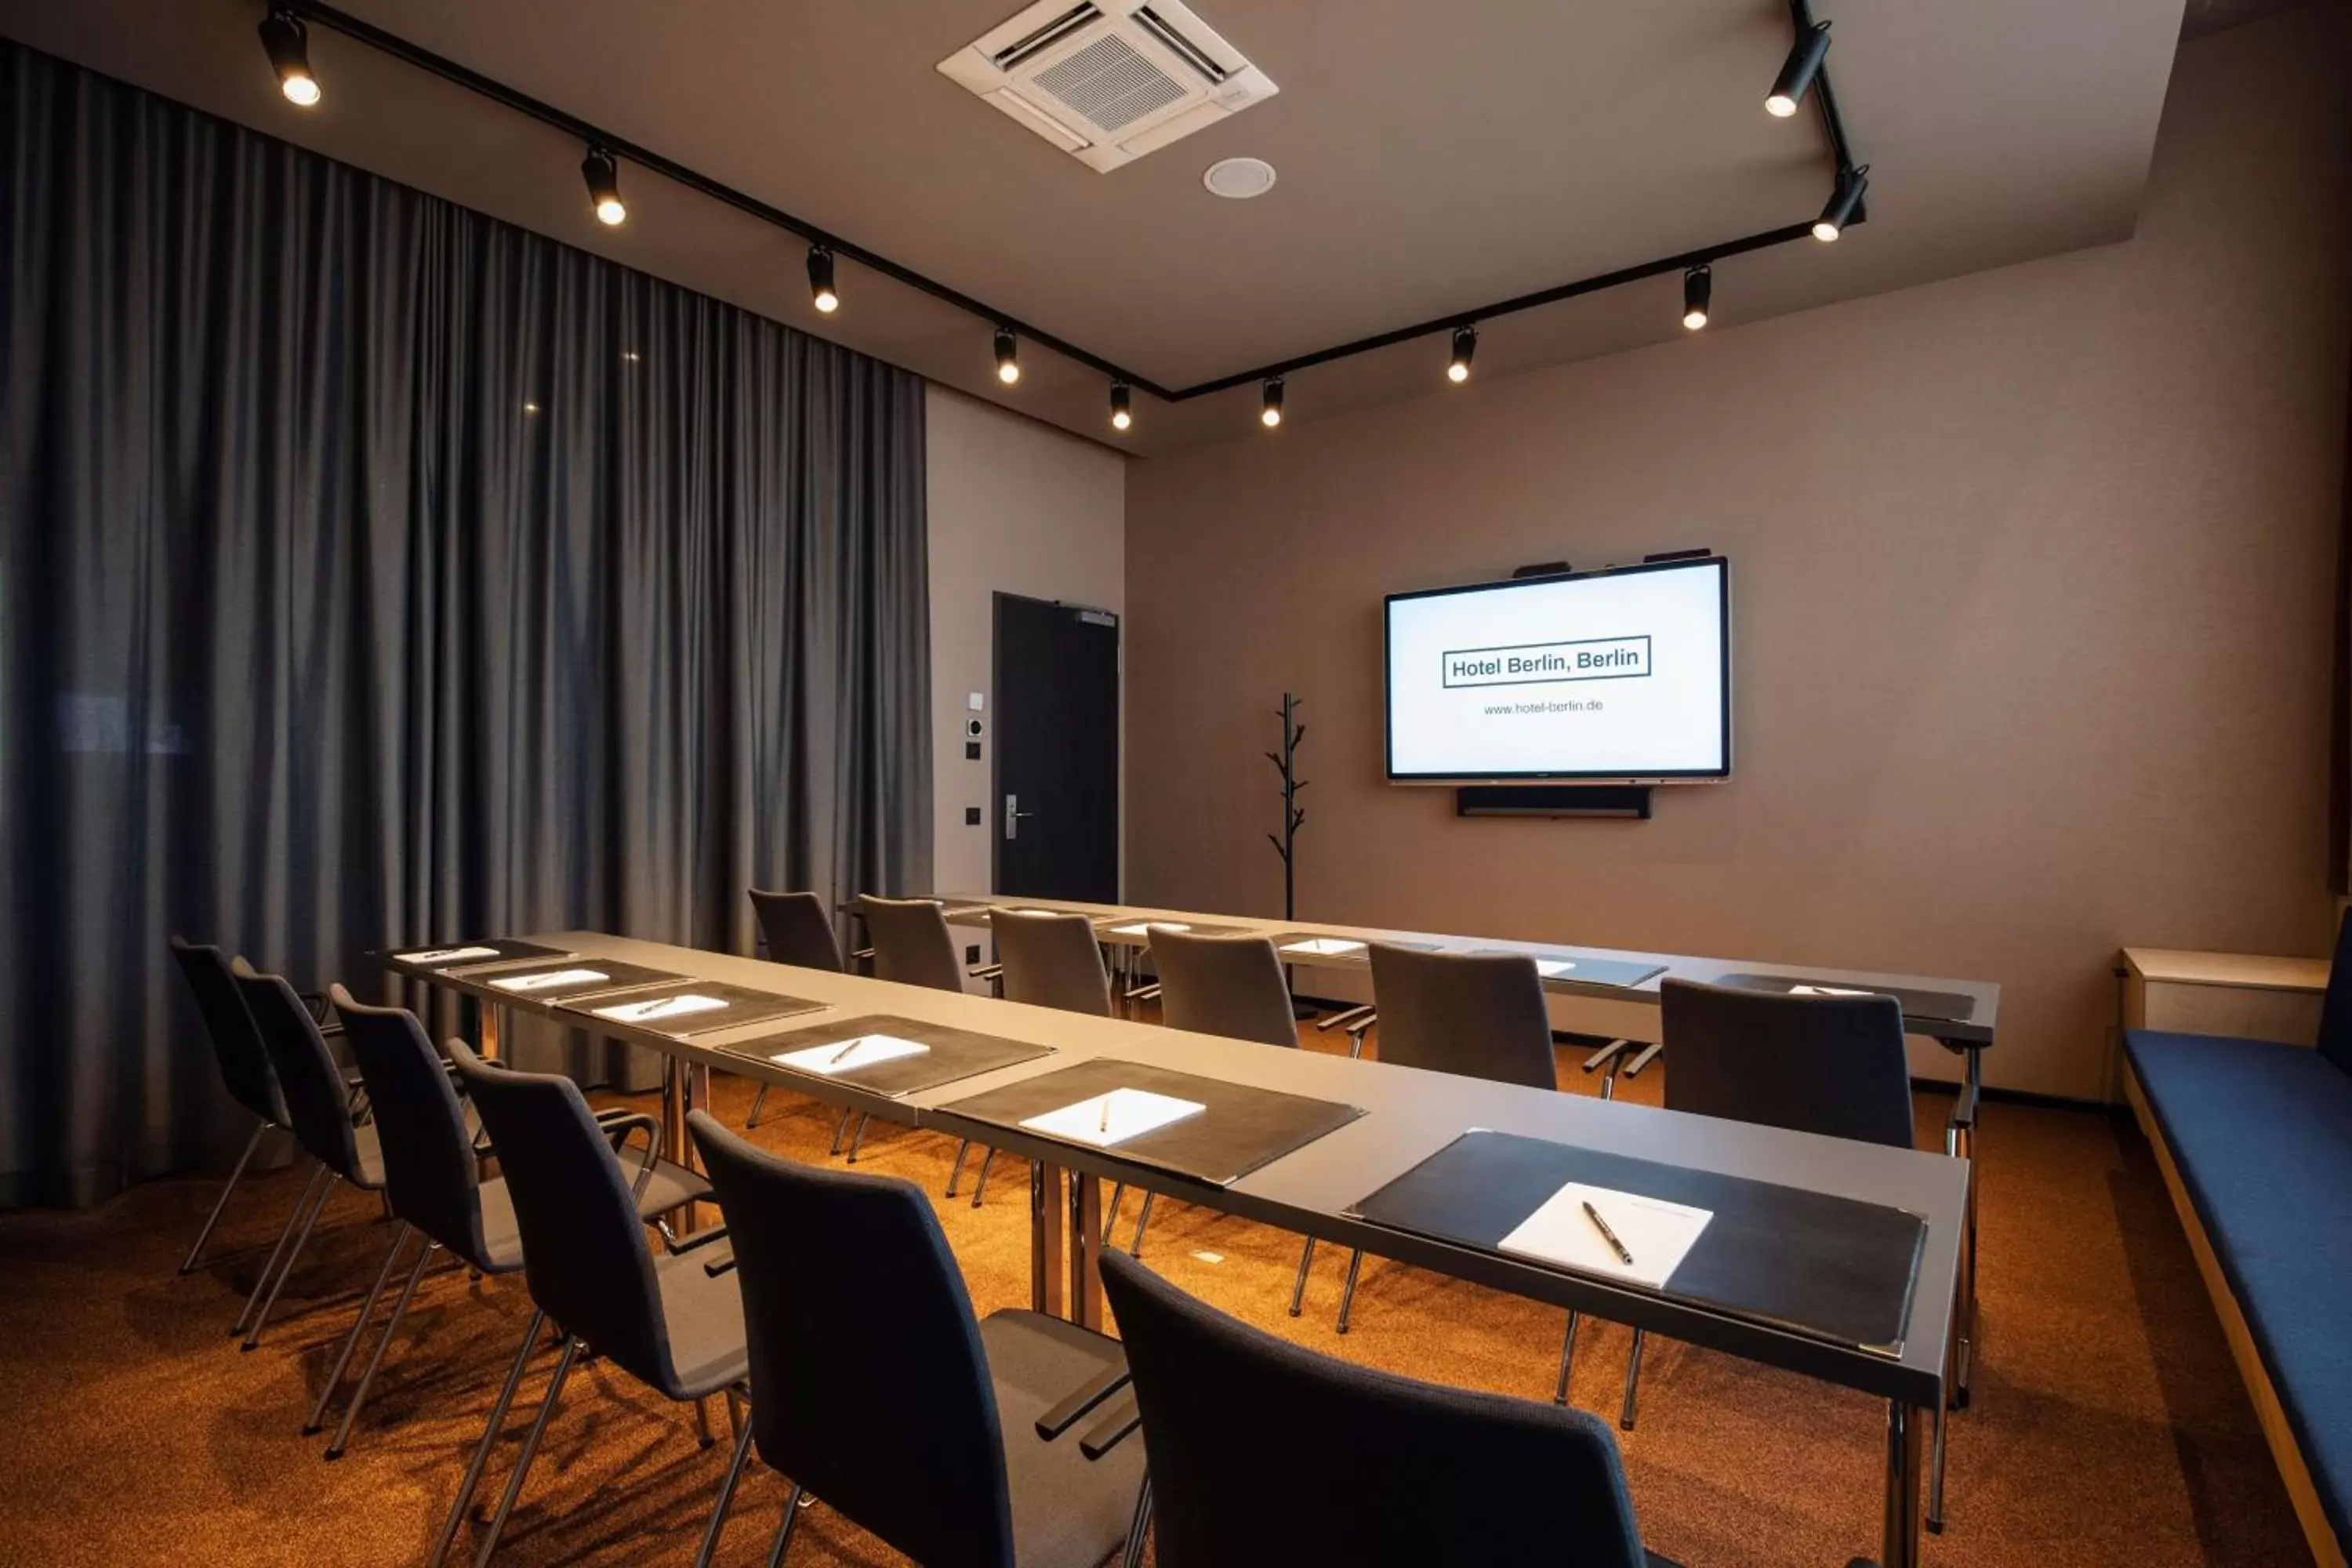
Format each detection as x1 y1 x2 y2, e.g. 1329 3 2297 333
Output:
2123 924 2352 1568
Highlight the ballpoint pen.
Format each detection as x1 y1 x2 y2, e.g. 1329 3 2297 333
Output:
1100 1094 1115 1134
1582 1200 1635 1266
829 1037 862 1065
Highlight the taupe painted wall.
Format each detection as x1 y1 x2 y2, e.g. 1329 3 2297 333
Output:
1123 10 2352 1100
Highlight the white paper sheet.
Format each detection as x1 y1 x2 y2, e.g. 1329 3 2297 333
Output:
1279 937 1366 957
771 1033 931 1075
1791 984 1876 999
1534 959 1577 977
491 967 611 993
1003 907 1065 918
1020 1087 1206 1148
1109 920 1192 936
396 945 502 966
1497 1182 1712 1290
590 993 730 1025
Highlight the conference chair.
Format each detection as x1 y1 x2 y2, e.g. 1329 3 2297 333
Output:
742 890 848 1129
685 1111 1148 1568
167 937 292 1276
227 957 390 1352
443 1042 749 1568
993 909 1114 1015
318 989 708 1470
1573 978 1962 1526
1096 1250 1668 1568
857 893 1011 1198
1327 945 1559 1333
1122 930 1313 1277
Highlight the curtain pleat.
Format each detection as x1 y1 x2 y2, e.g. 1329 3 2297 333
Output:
0 43 933 1207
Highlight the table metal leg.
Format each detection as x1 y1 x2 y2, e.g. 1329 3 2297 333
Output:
1882 1399 1923 1568
480 1003 501 1062
1069 1171 1104 1331
1030 1160 1065 1319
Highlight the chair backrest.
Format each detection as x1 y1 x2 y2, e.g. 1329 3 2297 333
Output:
169 936 285 1126
1367 945 1558 1091
2314 908 2352 1076
1658 978 1915 1149
687 1110 1015 1567
230 958 362 1178
331 985 493 1269
993 911 1111 1016
1097 1250 1648 1568
856 895 965 991
1150 931 1298 1047
747 889 845 972
445 1041 680 1391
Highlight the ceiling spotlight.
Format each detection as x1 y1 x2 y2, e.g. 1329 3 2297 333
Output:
807 246 838 313
1682 264 1711 331
582 147 626 226
1766 22 1831 118
1261 376 1284 428
994 326 1021 385
1447 325 1477 384
1110 382 1133 432
1813 164 1868 241
258 9 319 107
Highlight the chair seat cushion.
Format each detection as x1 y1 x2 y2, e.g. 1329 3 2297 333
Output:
980 1309 1146 1568
652 1249 749 1401
2125 1029 2352 1541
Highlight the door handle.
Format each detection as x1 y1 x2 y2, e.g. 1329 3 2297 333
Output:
1004 794 1036 839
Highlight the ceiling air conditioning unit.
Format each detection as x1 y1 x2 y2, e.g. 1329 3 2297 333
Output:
938 0 1277 172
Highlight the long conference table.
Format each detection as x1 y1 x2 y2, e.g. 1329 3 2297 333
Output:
389 919 1985 1568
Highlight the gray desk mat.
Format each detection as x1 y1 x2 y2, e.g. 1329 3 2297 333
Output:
379 938 573 978
938 1058 1366 1188
1460 949 1670 990
557 981 829 1039
1347 1130 1925 1354
1714 973 1976 1024
723 1014 1055 1099
463 957 685 1003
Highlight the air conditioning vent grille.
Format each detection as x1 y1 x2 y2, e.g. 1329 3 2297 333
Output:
992 2 1103 71
1033 34 1189 131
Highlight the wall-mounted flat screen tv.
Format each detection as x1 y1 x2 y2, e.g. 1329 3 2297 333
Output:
1384 557 1731 783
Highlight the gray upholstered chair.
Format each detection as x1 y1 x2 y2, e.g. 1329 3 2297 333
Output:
168 937 291 1276
742 890 847 1127
1329 945 1560 1333
442 1041 749 1568
993 909 1113 1017
686 1111 1148 1568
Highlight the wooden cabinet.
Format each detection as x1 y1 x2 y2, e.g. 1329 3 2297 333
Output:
2121 947 2329 1048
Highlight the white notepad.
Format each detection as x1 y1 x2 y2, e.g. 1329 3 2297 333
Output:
396 945 501 966
1791 984 1875 999
1021 1087 1206 1148
1534 959 1577 978
770 1034 931 1075
492 967 611 993
1109 920 1191 936
1003 907 1065 918
1497 1182 1712 1290
1280 937 1365 957
591 993 729 1025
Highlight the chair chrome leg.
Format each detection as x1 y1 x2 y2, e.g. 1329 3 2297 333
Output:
243 1171 337 1351
1121 1473 1154 1568
828 1109 854 1157
1335 1250 1365 1334
694 1410 759 1568
473 1336 579 1568
946 1139 973 1198
764 1484 806 1568
182 1123 269 1275
1105 1182 1126 1234
694 1396 716 1449
233 1162 326 1337
429 1310 545 1568
1553 1311 1581 1405
1128 1192 1155 1259
746 1084 770 1130
1620 1329 1646 1431
1289 1238 1316 1317
970 1149 998 1207
327 1240 436 1457
306 1221 414 1434
1929 1399 1947 1534
845 1115 869 1164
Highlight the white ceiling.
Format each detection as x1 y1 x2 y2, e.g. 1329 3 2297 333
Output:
2 0 2195 453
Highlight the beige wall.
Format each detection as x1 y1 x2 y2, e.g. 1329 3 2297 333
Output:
927 386 1127 935
1123 10 2352 1101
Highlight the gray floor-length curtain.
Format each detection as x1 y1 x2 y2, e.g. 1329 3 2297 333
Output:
0 42 932 1207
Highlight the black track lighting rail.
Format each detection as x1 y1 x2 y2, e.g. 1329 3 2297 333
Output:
283 0 1864 409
